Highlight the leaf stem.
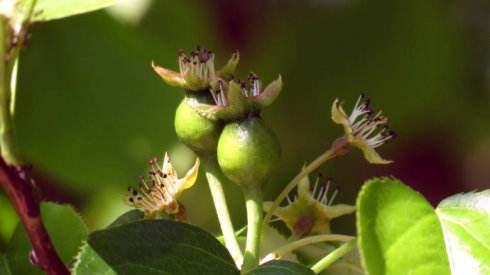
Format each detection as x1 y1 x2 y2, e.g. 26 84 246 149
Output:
241 185 263 274
0 21 20 165
311 238 357 274
263 148 337 224
261 234 354 264
202 156 243 266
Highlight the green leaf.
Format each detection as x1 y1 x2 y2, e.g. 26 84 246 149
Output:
4 202 88 275
72 243 115 275
72 210 144 274
18 0 118 22
436 191 490 274
0 194 17 251
247 260 314 275
87 219 239 275
0 255 12 275
356 178 450 275
106 209 144 228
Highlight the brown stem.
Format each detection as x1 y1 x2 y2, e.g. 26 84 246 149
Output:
0 157 69 275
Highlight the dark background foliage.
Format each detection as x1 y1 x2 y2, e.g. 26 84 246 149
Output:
1 0 489 249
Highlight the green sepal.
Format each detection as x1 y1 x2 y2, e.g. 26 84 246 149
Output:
217 51 240 80
249 75 282 109
152 61 210 92
151 61 187 89
183 73 211 91
190 81 248 121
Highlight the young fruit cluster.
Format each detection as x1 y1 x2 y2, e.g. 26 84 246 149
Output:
153 46 282 188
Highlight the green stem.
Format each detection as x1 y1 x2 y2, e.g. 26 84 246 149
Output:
311 238 357 274
241 185 263 273
0 20 20 165
0 0 38 164
0 0 36 165
263 148 336 224
261 234 354 263
202 157 243 266
0 3 70 273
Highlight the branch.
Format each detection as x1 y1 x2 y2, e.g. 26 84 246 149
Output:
0 157 69 275
0 3 68 274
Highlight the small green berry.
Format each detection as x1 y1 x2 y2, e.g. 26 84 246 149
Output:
217 116 281 187
175 95 223 154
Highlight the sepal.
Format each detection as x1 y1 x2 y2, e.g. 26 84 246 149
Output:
217 51 240 80
250 75 282 109
151 62 187 89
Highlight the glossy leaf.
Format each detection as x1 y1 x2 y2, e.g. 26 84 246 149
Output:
72 210 144 275
107 209 144 228
436 191 490 275
16 0 118 22
87 219 239 275
356 178 450 275
247 260 314 275
4 202 88 275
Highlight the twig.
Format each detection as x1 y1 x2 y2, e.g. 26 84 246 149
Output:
0 158 69 275
0 1 68 274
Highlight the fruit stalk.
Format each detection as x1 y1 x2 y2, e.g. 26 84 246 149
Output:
202 156 243 266
241 185 263 273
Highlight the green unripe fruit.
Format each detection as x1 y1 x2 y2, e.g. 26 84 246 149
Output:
175 95 223 154
217 116 281 187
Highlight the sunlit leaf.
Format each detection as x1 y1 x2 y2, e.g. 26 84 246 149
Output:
17 0 119 22
436 191 490 275
356 178 450 275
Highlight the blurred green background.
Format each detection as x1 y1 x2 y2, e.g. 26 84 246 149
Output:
1 0 489 251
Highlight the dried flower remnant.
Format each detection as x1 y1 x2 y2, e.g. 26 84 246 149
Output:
331 94 397 164
263 171 355 238
126 153 200 220
152 46 239 91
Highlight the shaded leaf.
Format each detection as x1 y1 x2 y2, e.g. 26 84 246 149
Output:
436 191 490 275
107 209 144 228
0 194 17 249
356 178 450 275
248 260 314 275
73 210 145 274
0 255 12 275
88 219 239 275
